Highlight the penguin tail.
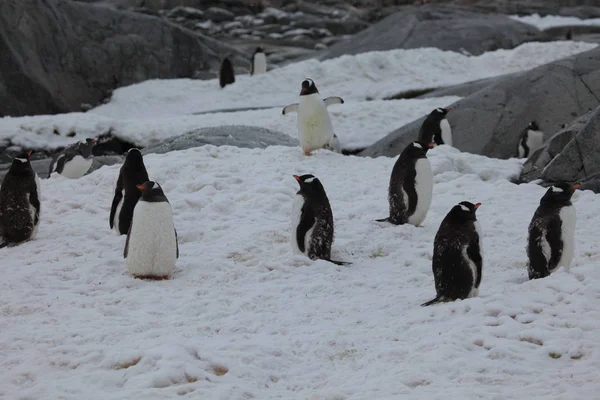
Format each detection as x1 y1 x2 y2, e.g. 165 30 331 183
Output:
326 259 352 266
0 240 8 249
421 295 445 307
375 217 390 223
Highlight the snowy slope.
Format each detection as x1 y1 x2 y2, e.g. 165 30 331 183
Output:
1 145 600 399
511 14 600 30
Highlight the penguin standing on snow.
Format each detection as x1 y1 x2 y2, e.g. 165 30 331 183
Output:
282 79 345 156
125 181 178 280
418 108 452 147
48 138 97 179
250 47 267 76
0 151 41 247
377 141 434 226
291 174 350 265
110 148 149 235
527 183 578 280
422 201 483 306
219 57 235 88
517 121 544 158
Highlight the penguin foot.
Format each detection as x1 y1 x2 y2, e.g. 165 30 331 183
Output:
304 151 312 156
132 274 170 281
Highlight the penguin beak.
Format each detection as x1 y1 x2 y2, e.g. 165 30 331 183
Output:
136 184 146 190
444 108 452 113
474 203 482 210
427 142 435 148
572 183 581 189
27 150 33 158
293 175 301 182
300 88 308 95
91 138 97 143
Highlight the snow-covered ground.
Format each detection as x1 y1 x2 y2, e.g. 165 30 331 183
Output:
2 145 600 399
512 13 600 30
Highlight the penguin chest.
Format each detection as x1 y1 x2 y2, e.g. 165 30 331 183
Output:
407 158 433 226
60 155 93 179
252 53 267 75
297 96 335 151
557 205 576 271
440 119 452 146
290 194 314 255
525 130 544 156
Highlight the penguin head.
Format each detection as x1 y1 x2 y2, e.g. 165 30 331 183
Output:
136 181 169 202
528 121 540 131
405 141 435 158
293 174 327 198
449 201 481 222
540 182 579 207
300 79 318 96
255 46 264 54
79 138 97 158
8 151 34 177
125 148 144 163
431 107 451 119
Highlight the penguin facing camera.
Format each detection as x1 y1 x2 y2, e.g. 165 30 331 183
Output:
517 121 544 159
422 201 483 306
418 108 452 147
251 47 267 76
527 182 578 280
219 57 235 88
48 138 97 179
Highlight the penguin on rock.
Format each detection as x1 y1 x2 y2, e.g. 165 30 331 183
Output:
376 141 434 226
282 79 345 156
48 138 97 179
291 174 350 265
527 182 578 280
219 57 235 88
125 181 178 280
517 121 544 159
422 201 483 306
418 108 452 147
0 151 41 247
110 148 149 235
250 46 267 76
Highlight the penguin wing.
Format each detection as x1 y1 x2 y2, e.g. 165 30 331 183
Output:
124 222 132 258
527 222 551 278
174 227 179 259
297 202 316 253
546 217 563 271
402 167 418 217
323 97 344 106
282 103 298 115
51 153 67 175
29 177 41 225
109 173 124 229
466 233 483 288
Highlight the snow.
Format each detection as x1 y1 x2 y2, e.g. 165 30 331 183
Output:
2 144 600 399
511 13 600 30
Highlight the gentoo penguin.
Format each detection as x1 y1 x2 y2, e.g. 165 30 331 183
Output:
109 148 149 235
527 182 578 280
0 151 41 247
282 78 345 156
125 181 178 280
219 57 235 88
418 108 452 147
517 121 544 159
250 46 267 76
376 141 434 226
48 138 97 179
291 174 350 265
422 201 483 306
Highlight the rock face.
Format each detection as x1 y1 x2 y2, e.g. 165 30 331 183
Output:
0 0 247 117
320 6 545 60
360 45 600 160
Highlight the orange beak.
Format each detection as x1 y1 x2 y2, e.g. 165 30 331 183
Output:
293 175 301 181
27 150 33 158
136 184 145 190
428 142 436 148
475 203 482 209
445 108 452 112
572 183 581 189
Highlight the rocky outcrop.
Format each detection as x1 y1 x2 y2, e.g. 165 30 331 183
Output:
0 0 248 118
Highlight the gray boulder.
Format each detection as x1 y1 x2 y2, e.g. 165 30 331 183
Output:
360 45 600 160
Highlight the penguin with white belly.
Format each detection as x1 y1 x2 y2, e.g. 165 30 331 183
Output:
422 201 483 306
125 181 179 280
250 47 267 76
0 151 41 247
517 121 544 159
282 79 345 156
418 108 452 147
110 148 149 235
527 182 578 280
291 174 350 265
48 138 97 179
376 141 434 226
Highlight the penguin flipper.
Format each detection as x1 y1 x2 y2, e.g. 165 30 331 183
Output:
109 173 124 229
324 96 344 106
282 103 298 115
325 258 352 266
124 222 132 259
174 227 179 259
421 295 447 307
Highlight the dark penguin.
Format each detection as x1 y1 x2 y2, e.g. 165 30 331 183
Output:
291 174 350 265
0 151 41 247
566 29 572 40
422 201 483 306
516 121 544 158
250 46 267 76
527 183 578 280
109 148 149 235
376 141 434 226
418 108 452 146
219 57 235 88
48 138 97 179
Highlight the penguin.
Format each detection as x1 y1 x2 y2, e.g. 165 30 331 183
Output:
282 78 345 156
109 148 149 236
250 46 267 76
527 182 578 280
0 151 41 247
125 181 178 280
48 138 97 179
422 201 483 306
566 29 572 40
418 108 452 147
291 174 350 265
517 121 544 159
376 141 434 226
219 57 235 88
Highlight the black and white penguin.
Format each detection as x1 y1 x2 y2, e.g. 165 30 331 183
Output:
517 121 544 159
376 141 434 226
282 79 345 156
291 174 350 265
48 138 97 179
418 107 452 146
422 201 483 306
0 151 41 247
250 46 267 76
219 57 235 88
527 182 578 280
125 181 178 280
109 148 149 235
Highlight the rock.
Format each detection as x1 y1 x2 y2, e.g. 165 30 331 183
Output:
223 21 244 30
559 6 600 19
321 5 546 60
166 6 204 19
359 45 600 160
0 155 124 181
204 7 235 22
283 28 315 38
141 126 298 155
0 0 248 118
